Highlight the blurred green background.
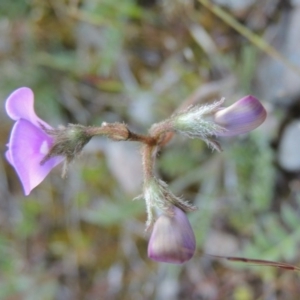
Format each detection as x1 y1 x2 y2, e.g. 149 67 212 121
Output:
1 0 300 299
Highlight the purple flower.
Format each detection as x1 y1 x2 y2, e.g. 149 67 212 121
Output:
214 95 266 137
148 206 196 264
5 87 63 195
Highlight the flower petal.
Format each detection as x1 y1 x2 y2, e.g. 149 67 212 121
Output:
5 87 49 128
148 207 196 264
7 119 63 195
214 95 267 136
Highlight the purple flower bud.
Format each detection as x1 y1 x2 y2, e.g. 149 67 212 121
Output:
213 95 266 137
148 206 196 264
5 87 63 195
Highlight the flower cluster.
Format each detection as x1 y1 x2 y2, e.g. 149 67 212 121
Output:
4 87 267 264
143 95 266 263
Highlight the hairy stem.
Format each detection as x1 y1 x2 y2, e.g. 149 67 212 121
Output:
141 144 157 182
86 122 156 144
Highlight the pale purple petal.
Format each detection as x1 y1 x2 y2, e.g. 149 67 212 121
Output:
214 95 267 136
5 87 50 128
148 207 196 264
7 119 63 195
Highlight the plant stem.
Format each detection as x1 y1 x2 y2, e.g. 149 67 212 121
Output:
141 144 157 182
85 123 156 145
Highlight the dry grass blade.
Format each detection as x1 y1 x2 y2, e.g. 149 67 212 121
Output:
208 254 300 271
198 0 300 77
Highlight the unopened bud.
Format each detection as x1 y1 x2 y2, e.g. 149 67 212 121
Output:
213 95 267 136
148 206 196 264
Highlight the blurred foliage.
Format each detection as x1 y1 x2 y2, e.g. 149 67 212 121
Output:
1 0 300 299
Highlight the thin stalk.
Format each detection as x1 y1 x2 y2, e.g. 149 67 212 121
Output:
198 0 300 77
141 144 157 183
